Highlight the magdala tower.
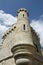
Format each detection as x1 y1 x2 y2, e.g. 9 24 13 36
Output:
0 8 43 65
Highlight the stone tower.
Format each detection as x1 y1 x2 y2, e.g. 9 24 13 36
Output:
11 8 36 65
0 8 43 65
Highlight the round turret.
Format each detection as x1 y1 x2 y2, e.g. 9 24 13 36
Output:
17 8 29 21
17 8 29 16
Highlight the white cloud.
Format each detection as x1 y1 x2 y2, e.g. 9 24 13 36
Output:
31 15 43 47
0 10 17 43
0 24 8 43
0 10 17 26
0 10 4 14
0 24 8 33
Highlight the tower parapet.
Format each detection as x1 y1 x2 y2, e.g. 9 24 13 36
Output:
17 8 29 16
17 8 29 22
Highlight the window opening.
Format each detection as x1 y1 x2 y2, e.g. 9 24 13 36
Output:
23 24 25 30
23 14 24 17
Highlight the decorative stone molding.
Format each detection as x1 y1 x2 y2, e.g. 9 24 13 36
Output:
11 44 36 65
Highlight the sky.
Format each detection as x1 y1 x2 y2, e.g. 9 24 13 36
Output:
0 0 43 47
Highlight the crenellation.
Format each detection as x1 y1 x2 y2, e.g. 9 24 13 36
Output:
2 24 16 42
31 27 40 42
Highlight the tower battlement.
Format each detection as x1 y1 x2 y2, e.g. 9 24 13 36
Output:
17 8 29 16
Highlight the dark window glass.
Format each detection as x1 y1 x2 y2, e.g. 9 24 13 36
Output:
23 24 25 30
23 14 24 17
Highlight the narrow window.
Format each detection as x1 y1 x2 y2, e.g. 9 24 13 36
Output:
23 14 24 17
23 24 25 30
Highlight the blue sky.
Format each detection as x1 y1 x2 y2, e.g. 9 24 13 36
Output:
0 0 43 47
0 0 43 19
